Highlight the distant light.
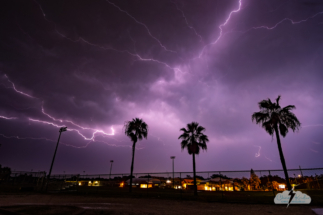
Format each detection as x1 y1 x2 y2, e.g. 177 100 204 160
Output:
140 184 147 188
166 180 171 183
279 184 285 189
89 181 92 183
298 175 301 178
78 182 81 185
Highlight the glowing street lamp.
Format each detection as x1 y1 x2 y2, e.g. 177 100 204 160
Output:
170 156 175 188
47 127 67 181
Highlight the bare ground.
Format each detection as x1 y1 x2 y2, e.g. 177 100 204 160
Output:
0 194 320 215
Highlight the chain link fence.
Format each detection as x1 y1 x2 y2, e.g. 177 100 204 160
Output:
1 168 322 203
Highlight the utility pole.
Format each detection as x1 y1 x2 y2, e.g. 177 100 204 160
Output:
109 160 114 179
170 156 175 188
47 127 67 182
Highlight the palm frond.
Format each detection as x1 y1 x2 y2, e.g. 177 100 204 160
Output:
179 127 188 133
275 95 281 108
178 122 209 155
279 123 288 137
180 140 188 150
124 118 148 143
178 132 189 140
258 99 274 110
252 112 270 124
253 96 301 138
262 121 274 136
281 105 296 112
197 125 206 134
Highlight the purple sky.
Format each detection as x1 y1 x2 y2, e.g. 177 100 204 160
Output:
0 0 322 175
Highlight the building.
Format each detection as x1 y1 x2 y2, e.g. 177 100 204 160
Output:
124 178 161 188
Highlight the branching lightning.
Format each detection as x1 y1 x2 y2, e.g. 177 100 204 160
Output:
0 116 17 120
4 74 37 99
254 145 261 157
105 0 176 53
1 74 117 148
31 1 180 72
249 11 323 31
0 133 56 142
171 1 203 42
6 0 323 153
197 0 242 58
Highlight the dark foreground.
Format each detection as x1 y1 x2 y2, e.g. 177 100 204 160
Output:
0 193 321 215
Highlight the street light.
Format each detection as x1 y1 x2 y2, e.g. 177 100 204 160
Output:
109 160 114 179
170 156 175 188
47 127 67 181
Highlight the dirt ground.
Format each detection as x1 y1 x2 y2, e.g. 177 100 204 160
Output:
0 194 320 215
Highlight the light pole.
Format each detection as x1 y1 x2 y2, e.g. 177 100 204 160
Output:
47 127 67 181
109 160 114 179
170 156 175 188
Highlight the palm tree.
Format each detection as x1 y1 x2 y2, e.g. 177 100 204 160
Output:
252 95 301 190
178 122 209 196
124 118 148 193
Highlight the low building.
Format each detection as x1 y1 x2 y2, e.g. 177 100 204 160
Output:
124 178 161 188
202 177 235 191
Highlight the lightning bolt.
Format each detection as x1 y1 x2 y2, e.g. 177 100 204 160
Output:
254 145 261 157
8 0 323 152
197 0 242 58
265 156 273 162
0 133 56 142
0 133 128 148
28 118 114 141
0 116 17 120
1 75 117 148
287 187 295 208
302 124 323 128
4 74 37 99
30 1 180 73
249 11 323 31
105 0 176 53
171 1 203 42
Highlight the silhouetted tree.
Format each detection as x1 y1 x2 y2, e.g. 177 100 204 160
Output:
250 170 261 190
195 175 205 180
124 118 148 193
252 95 301 190
211 174 230 179
178 122 209 196
241 177 250 191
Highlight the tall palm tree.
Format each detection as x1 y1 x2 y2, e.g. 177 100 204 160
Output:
252 95 301 190
124 118 148 193
178 122 209 196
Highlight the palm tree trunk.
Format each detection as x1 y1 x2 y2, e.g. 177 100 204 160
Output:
192 152 197 196
129 142 136 193
274 126 292 190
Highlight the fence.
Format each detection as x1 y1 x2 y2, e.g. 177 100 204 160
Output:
1 168 322 204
